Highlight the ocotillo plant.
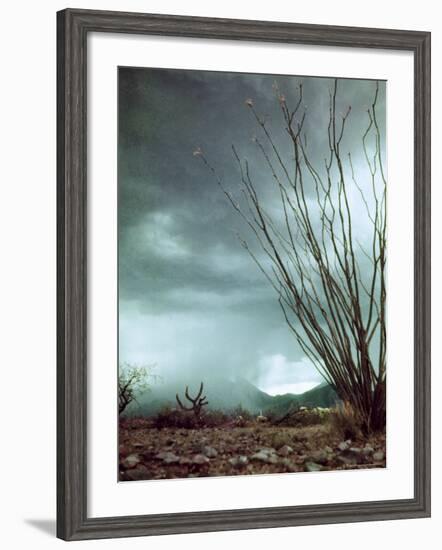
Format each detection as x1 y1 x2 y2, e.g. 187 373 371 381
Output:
196 79 386 434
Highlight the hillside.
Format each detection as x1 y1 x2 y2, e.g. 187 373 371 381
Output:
124 375 339 418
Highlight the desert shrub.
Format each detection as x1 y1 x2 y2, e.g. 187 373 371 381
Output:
118 362 159 415
152 407 199 429
293 408 329 427
329 402 363 440
230 404 254 422
203 409 230 427
152 407 230 429
261 408 280 424
271 407 331 427
119 416 151 430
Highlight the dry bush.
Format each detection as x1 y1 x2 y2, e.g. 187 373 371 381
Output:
153 407 199 429
293 408 330 427
152 407 230 429
329 402 363 440
230 404 254 422
272 407 330 428
118 363 158 415
203 409 231 427
262 409 280 424
119 416 151 430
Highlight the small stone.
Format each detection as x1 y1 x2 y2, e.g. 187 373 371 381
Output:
155 451 180 464
308 450 329 465
373 451 385 462
122 454 141 469
338 441 350 452
260 447 277 454
324 446 333 454
179 457 192 465
305 461 323 472
339 447 364 464
251 450 278 464
229 456 249 468
202 446 218 458
192 454 210 465
277 445 293 457
337 455 357 466
362 445 375 456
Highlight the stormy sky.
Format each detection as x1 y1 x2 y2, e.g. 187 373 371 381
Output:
118 67 386 396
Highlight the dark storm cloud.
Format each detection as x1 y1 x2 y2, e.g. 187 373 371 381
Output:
118 67 385 391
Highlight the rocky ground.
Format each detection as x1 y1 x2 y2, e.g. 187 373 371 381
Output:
119 419 386 481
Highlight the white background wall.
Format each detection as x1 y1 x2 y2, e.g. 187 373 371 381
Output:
0 0 439 548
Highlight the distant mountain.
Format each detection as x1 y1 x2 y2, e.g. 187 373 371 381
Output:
295 382 338 408
255 382 338 417
123 375 339 418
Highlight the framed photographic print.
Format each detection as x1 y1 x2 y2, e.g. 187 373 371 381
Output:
57 8 431 541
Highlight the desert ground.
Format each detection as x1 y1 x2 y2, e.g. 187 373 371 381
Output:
119 412 386 481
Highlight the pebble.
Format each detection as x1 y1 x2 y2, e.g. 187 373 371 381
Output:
338 440 351 452
305 461 323 472
229 456 249 468
277 445 293 457
308 449 329 465
373 451 385 462
192 454 210 465
202 446 218 458
251 450 278 464
155 451 180 464
340 447 365 465
362 445 375 456
122 454 141 469
337 455 357 466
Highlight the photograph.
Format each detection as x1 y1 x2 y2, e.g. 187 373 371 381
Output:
117 67 387 482
0 0 434 545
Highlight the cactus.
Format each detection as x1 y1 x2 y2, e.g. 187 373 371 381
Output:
176 382 208 420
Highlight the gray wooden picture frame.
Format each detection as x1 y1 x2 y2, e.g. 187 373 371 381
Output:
57 8 431 541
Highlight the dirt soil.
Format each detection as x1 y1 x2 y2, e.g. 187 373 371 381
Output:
119 419 386 481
